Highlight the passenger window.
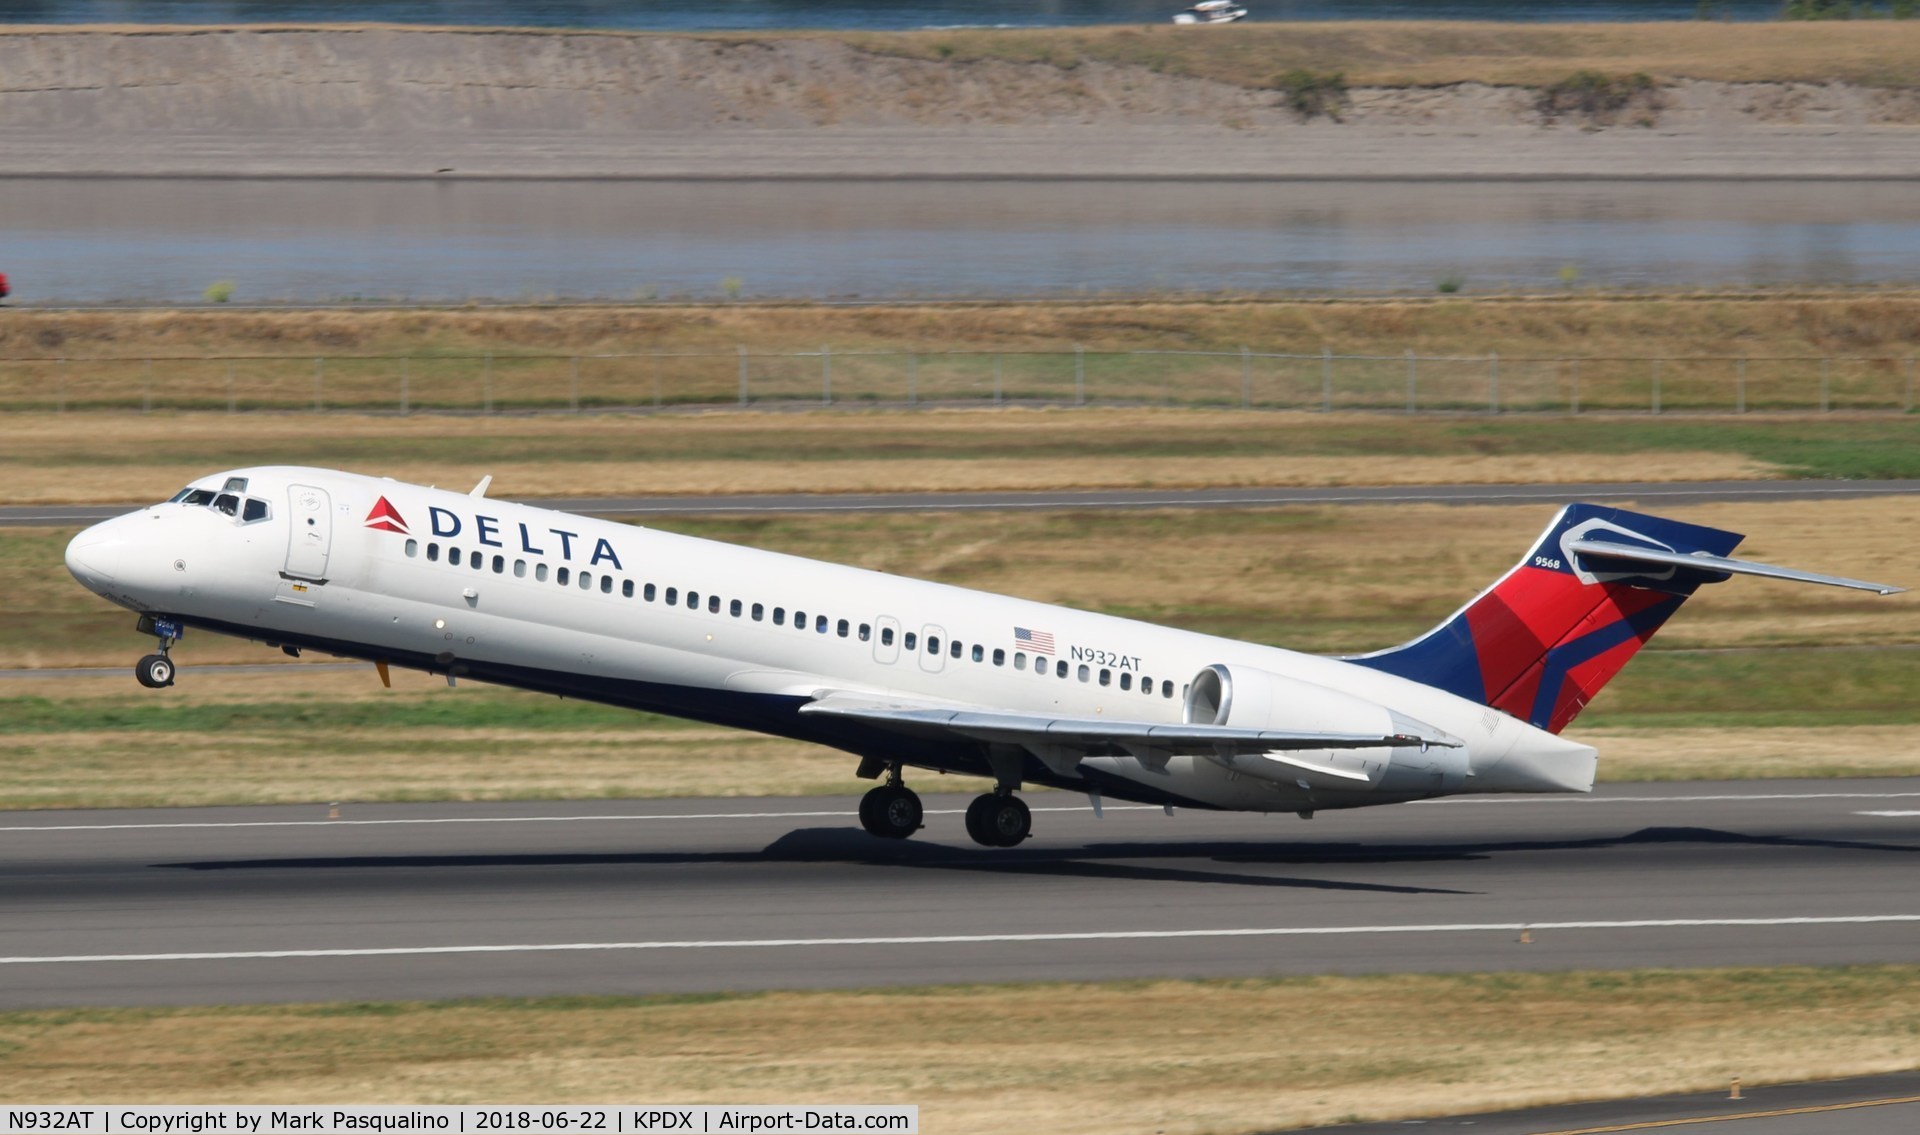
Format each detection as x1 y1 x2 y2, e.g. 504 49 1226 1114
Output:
536 563 549 582
405 539 418 558
992 648 1004 666
709 595 721 614
1014 652 1026 671
688 591 700 609
645 583 657 601
1099 668 1110 686
1120 672 1132 691
836 619 849 638
601 575 613 594
971 645 983 662
953 641 964 659
816 614 828 634
623 580 634 598
752 603 764 621
731 599 743 617
1162 680 1174 698
427 542 440 562
666 587 678 605
1142 677 1154 695
1078 664 1090 682
580 572 593 590
904 632 917 651
773 607 785 626
795 610 807 630
859 623 871 642
243 499 269 523
514 560 527 578
881 627 894 646
1056 660 1068 679
213 493 239 516
493 555 505 574
927 636 940 654
469 551 482 570
449 545 461 564
557 567 571 586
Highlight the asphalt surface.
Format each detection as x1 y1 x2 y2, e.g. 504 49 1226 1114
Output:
7 478 1919 527
4 779 1920 1010
1297 1070 1920 1135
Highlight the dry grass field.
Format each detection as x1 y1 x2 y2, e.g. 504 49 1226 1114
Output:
842 20 1920 89
5 967 1920 1133
8 295 1920 358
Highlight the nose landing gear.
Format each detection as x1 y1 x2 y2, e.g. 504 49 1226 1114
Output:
132 614 180 689
858 764 924 840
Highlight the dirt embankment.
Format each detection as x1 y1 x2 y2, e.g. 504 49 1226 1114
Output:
2 25 1918 178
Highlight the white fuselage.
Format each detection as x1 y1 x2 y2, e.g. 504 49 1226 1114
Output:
64 466 1598 814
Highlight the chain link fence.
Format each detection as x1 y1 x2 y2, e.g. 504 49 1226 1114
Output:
3 348 1916 414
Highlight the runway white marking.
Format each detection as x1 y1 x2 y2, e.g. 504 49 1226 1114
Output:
4 915 1917 966
4 792 1919 833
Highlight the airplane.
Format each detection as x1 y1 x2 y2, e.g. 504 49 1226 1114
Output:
63 466 1902 847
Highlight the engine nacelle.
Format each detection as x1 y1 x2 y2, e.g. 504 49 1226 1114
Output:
1183 663 1469 794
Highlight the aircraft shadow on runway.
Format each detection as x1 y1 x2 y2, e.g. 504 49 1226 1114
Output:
151 824 1919 893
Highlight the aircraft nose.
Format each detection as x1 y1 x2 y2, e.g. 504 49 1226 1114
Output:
65 524 125 592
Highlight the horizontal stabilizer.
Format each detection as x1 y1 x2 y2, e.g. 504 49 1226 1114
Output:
1566 538 1905 595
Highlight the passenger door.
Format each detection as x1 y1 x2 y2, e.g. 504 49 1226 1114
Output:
284 483 333 581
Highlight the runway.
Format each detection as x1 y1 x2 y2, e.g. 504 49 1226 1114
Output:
4 780 1919 1009
6 478 1919 527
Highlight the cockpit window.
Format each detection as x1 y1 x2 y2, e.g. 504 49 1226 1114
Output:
180 489 217 507
212 493 240 516
169 488 194 503
223 476 250 493
242 499 270 523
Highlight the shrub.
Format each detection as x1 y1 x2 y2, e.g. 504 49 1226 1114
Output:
1436 274 1465 295
1271 68 1348 121
1784 0 1862 16
203 280 235 304
1537 71 1663 127
719 276 743 300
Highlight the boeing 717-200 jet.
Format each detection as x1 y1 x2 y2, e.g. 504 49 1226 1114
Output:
64 467 1901 847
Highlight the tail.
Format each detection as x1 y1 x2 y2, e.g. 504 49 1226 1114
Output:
1350 502 1899 734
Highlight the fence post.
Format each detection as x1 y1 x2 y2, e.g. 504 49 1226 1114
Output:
822 344 832 405
1651 358 1661 415
993 353 1003 405
908 351 917 406
569 356 580 413
1321 346 1332 412
57 357 66 413
653 349 662 410
1820 356 1830 412
1406 349 1417 414
1736 358 1746 414
313 357 324 412
483 352 493 414
400 357 410 414
227 360 237 414
142 359 153 414
1488 351 1498 414
1906 356 1915 413
738 345 749 407
1075 344 1085 405
1569 358 1580 415
1240 345 1251 409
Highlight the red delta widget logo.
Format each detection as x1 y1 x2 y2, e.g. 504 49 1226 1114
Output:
371 499 626 570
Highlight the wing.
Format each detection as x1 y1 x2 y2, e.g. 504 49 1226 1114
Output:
799 692 1458 784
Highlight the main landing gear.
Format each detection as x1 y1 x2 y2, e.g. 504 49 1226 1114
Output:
132 614 178 689
964 790 1032 848
858 767 925 841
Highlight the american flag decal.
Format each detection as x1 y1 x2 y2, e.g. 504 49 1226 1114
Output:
1013 626 1056 655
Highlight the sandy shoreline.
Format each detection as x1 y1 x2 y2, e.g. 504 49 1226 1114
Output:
3 26 1918 179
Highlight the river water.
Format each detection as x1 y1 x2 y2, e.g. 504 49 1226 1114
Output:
0 0 1796 29
4 178 1914 305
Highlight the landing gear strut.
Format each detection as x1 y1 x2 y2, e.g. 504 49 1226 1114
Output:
133 615 178 689
858 765 924 840
964 790 1032 848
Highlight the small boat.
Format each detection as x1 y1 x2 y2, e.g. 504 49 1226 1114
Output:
1172 1 1247 24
